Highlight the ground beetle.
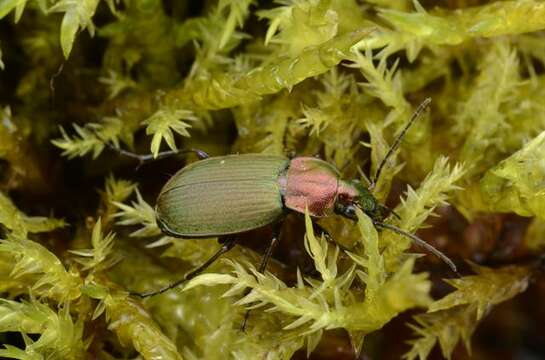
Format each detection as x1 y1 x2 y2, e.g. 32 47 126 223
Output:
108 98 456 303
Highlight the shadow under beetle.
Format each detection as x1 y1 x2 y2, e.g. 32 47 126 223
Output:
108 98 456 309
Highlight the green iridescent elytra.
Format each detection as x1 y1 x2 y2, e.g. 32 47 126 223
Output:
156 154 290 237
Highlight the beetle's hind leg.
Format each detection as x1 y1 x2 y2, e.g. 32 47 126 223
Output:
104 141 209 169
130 236 237 298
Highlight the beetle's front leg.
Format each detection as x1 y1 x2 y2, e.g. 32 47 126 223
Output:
312 221 351 253
130 235 237 298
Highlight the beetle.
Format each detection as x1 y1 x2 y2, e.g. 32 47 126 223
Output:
107 98 456 302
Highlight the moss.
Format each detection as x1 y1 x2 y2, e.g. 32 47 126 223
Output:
1 0 545 359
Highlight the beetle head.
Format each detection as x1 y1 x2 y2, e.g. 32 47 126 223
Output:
335 180 458 274
335 179 385 221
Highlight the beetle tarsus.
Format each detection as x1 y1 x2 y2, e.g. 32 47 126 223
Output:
130 237 237 298
373 221 459 276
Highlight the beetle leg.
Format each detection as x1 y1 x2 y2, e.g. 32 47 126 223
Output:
241 224 281 331
130 236 237 298
312 222 352 253
104 141 209 168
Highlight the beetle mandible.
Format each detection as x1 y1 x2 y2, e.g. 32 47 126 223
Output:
109 98 456 301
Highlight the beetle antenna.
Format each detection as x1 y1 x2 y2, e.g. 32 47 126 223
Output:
373 221 459 275
370 98 432 189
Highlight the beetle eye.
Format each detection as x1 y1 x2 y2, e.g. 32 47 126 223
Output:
345 205 356 217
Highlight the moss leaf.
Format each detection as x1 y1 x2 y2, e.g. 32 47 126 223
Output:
0 299 86 359
0 191 65 238
480 130 545 219
429 264 531 319
0 237 82 302
49 0 100 58
144 108 197 158
406 264 531 359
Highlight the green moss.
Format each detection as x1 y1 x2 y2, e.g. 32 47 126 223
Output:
480 131 545 219
1 0 545 359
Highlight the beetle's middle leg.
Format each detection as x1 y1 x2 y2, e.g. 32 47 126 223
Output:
240 223 282 330
130 236 237 298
